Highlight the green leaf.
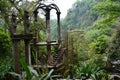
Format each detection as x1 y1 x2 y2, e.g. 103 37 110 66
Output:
20 58 32 80
39 74 47 80
9 72 22 80
28 66 39 77
66 75 70 80
44 69 54 80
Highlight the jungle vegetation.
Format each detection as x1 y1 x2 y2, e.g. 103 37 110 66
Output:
0 0 120 79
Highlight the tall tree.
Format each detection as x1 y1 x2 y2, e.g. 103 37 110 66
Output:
0 0 45 32
94 0 120 25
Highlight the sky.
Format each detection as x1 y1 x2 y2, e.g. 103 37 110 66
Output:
29 0 77 19
53 0 77 18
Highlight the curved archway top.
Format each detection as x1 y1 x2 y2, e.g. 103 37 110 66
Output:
35 3 61 14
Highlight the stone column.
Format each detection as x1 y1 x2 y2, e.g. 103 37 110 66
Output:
13 39 21 74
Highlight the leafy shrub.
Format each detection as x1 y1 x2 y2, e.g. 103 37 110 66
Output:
108 29 120 61
0 28 11 57
0 57 13 80
10 58 54 80
75 63 104 79
89 35 108 54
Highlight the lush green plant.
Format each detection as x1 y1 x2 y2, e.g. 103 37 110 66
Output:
75 63 103 79
10 58 54 80
89 35 108 54
61 0 98 32
0 57 13 80
0 28 12 57
108 29 120 61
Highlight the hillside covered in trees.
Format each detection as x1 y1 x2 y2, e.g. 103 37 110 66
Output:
60 0 120 55
61 0 98 30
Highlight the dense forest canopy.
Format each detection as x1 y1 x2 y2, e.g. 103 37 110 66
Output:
61 0 98 30
59 0 120 55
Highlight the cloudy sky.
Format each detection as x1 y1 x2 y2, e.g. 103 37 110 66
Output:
29 0 77 19
53 0 77 18
39 0 77 19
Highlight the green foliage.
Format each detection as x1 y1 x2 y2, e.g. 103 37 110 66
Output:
59 30 90 78
94 0 120 62
95 35 108 54
0 0 46 32
68 30 89 63
86 26 112 42
0 0 12 31
84 0 120 68
76 63 101 79
93 0 120 26
20 58 32 80
94 0 120 16
50 19 57 40
0 0 11 14
0 28 11 57
1 0 119 79
108 29 120 61
61 0 98 32
75 63 108 80
49 0 120 79
89 35 108 54
10 58 54 80
0 57 13 80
